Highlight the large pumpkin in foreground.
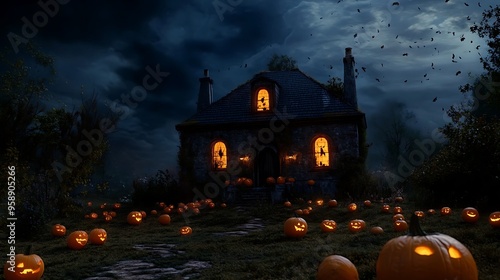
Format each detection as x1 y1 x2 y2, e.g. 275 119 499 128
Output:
376 215 478 280
317 255 359 280
4 245 45 280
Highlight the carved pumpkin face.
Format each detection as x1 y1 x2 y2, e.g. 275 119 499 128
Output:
348 219 366 233
284 217 308 238
393 206 403 214
381 204 391 213
108 211 117 217
104 215 112 222
441 207 452 216
414 211 425 218
89 228 107 245
180 226 192 236
377 215 478 280
393 219 409 232
461 207 479 223
3 248 44 279
67 231 88 250
51 224 66 237
316 199 324 206
328 199 338 208
127 211 143 225
90 212 98 219
320 220 337 233
393 214 405 222
347 203 357 212
113 203 121 209
489 211 500 228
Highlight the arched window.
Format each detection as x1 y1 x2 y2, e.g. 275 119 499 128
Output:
314 137 330 167
256 89 270 111
212 141 227 169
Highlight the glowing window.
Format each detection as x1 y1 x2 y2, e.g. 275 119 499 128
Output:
212 141 227 169
256 89 270 111
314 137 329 167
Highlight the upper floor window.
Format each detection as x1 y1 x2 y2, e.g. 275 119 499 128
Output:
212 141 227 169
256 89 270 111
314 137 330 167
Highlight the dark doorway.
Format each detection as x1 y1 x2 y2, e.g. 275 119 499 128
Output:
255 147 280 187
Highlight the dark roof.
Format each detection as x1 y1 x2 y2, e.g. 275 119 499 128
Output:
176 69 364 130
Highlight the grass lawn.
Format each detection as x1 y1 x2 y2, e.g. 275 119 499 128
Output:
3 199 500 279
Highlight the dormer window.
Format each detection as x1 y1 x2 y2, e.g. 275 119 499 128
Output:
256 89 270 111
314 136 330 167
212 141 227 169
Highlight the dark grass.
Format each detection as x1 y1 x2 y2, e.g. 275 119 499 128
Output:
3 199 500 280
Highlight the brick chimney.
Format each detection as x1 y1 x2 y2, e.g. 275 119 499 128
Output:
197 69 213 112
343 47 358 109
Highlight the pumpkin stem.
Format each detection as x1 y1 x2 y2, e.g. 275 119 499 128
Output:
408 214 427 236
24 244 33 255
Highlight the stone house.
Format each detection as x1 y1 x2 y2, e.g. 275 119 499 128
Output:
175 48 366 200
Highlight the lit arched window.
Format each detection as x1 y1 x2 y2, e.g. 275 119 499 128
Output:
212 141 227 169
314 137 329 167
256 89 270 111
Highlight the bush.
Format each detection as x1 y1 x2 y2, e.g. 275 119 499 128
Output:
131 169 180 207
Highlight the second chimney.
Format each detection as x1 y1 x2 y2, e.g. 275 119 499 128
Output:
197 69 213 112
343 47 358 109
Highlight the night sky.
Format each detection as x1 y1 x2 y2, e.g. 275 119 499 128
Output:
1 0 489 187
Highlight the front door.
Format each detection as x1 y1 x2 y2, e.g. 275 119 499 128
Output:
255 147 279 187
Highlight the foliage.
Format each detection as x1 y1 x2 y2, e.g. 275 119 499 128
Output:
335 155 378 201
324 76 344 100
267 54 298 71
131 169 180 207
470 4 500 73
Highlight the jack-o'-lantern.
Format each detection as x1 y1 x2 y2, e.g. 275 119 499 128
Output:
427 209 436 215
317 255 359 280
127 211 142 225
266 177 276 185
89 228 107 245
393 214 405 222
102 211 109 216
370 226 384 235
489 211 500 228
393 219 409 232
90 212 98 219
158 214 171 225
284 201 292 207
348 219 366 233
113 203 121 209
104 215 112 222
180 226 192 236
347 203 357 212
441 207 452 216
316 199 324 206
328 199 338 207
177 207 185 214
3 245 44 280
87 201 93 207
277 176 286 184
381 204 391 213
394 196 404 203
414 211 425 218
393 206 403 214
208 202 215 208
320 220 337 233
100 203 106 209
295 209 303 215
158 202 166 208
376 214 478 280
284 216 308 238
363 200 372 207
461 207 479 223
67 230 88 250
307 200 313 205
51 224 66 237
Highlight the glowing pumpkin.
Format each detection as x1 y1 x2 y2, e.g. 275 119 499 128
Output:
89 228 107 245
103 215 112 222
284 216 308 238
108 211 117 217
243 178 253 187
127 211 142 225
381 204 391 213
317 255 359 280
67 230 88 250
376 215 478 280
316 199 324 206
287 177 296 183
140 211 147 219
393 206 403 214
90 212 98 219
392 214 405 222
180 226 193 236
461 207 479 223
328 199 338 207
393 219 409 232
348 219 366 233
489 211 500 228
295 209 303 215
113 203 121 209
51 224 66 237
320 220 337 233
347 203 357 212
3 245 44 280
158 214 171 225
441 207 452 216
414 211 425 218
220 203 227 208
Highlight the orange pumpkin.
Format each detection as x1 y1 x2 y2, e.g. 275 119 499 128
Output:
370 226 384 235
394 196 404 203
150 209 158 215
284 216 308 238
158 214 171 225
414 211 425 218
347 203 357 212
381 204 391 213
320 220 337 233
277 176 286 184
284 201 292 207
377 215 478 280
363 200 372 207
317 255 359 280
3 245 44 280
180 226 193 236
307 179 315 186
127 211 143 225
461 207 479 223
89 228 107 245
392 214 405 222
328 199 338 208
348 219 366 233
440 207 452 216
67 230 88 250
393 219 409 232
427 209 436 215
51 224 66 237
266 177 276 185
489 211 500 228
393 206 403 214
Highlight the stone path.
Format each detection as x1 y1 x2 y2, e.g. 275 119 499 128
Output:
212 217 265 237
83 244 211 280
